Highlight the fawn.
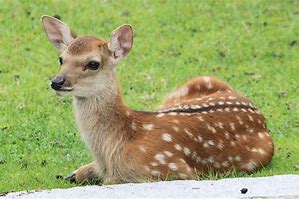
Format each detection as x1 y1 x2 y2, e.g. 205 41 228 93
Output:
42 16 274 184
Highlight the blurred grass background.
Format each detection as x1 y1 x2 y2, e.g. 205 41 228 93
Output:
0 0 298 192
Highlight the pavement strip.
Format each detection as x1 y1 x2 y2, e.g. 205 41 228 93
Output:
2 174 299 198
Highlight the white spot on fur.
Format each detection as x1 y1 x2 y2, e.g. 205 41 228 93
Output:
225 132 230 139
208 140 215 146
155 154 166 164
258 132 265 139
150 162 158 167
222 161 229 167
168 163 178 171
196 156 201 163
173 126 180 132
180 158 186 164
156 113 165 118
249 109 255 113
258 148 266 155
209 102 215 106
143 124 154 131
202 103 209 107
248 115 254 121
162 133 172 142
214 162 221 168
235 156 241 161
216 122 224 129
245 146 251 151
191 105 201 109
241 101 247 106
186 165 192 172
203 77 213 89
191 151 197 160
196 116 204 121
174 144 182 151
197 135 203 143
169 112 178 116
203 142 209 148
150 170 161 176
207 156 215 163
164 151 173 157
236 115 243 125
229 123 235 130
224 107 230 112
169 86 189 99
218 101 224 105
132 122 137 130
228 96 236 100
184 128 193 138
178 173 188 179
201 159 208 165
217 142 224 150
247 128 254 133
241 160 257 171
144 165 150 171
207 124 217 133
183 147 191 156
139 145 146 152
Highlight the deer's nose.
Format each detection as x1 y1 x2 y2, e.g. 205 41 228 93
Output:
51 76 65 90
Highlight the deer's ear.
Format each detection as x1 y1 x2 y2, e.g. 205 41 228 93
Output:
41 15 76 52
108 24 133 62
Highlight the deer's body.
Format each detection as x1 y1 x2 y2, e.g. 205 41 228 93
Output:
42 16 274 184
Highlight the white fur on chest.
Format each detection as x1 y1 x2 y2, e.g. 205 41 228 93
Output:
73 97 126 178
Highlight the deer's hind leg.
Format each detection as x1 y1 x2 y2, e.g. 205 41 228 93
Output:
162 76 233 108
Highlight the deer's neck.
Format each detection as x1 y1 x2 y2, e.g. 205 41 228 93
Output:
73 78 133 167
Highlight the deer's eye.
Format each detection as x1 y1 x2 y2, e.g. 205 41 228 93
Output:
58 57 63 65
87 61 100 70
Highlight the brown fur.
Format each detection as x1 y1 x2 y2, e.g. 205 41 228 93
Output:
42 18 274 184
67 36 107 55
73 75 274 183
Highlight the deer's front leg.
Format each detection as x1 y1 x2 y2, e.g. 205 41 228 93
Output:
65 161 101 184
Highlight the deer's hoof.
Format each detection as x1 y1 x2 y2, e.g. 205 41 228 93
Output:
65 173 76 183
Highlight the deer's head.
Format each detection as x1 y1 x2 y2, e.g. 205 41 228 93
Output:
42 16 133 98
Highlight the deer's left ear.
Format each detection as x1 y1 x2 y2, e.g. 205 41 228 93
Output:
108 24 133 62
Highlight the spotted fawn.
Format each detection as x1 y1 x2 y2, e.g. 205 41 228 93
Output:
42 16 274 184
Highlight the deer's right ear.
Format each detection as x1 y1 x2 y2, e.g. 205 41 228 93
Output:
41 15 75 52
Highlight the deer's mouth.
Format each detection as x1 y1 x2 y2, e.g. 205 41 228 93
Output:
55 87 74 96
58 87 74 92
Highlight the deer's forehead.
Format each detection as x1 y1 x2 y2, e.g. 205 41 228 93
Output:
67 36 107 55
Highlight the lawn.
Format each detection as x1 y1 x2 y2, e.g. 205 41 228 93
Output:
0 0 298 193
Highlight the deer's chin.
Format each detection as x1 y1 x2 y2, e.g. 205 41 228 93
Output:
55 88 74 96
55 91 71 96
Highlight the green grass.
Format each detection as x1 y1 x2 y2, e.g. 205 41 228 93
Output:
0 0 298 192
